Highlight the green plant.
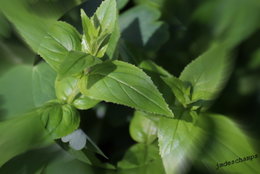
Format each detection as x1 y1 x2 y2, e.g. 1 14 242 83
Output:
0 0 259 173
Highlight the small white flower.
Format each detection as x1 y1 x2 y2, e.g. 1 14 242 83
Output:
61 129 87 150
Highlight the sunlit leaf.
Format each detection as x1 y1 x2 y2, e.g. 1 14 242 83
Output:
180 44 233 109
158 111 208 174
197 114 260 173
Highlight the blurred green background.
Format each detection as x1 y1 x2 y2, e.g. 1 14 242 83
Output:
0 0 259 173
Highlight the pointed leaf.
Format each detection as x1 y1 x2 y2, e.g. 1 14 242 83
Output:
79 60 173 117
95 0 117 34
180 44 233 109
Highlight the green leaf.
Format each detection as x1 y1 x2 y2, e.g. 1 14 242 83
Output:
158 111 208 174
162 76 191 107
105 20 120 60
95 0 117 35
0 110 52 166
117 143 164 172
38 21 82 71
180 44 233 109
130 111 158 144
55 76 99 109
79 60 173 117
0 0 85 52
58 51 102 79
0 65 34 120
32 62 56 107
40 101 80 139
197 114 260 173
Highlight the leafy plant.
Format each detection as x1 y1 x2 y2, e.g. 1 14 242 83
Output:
0 0 259 173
